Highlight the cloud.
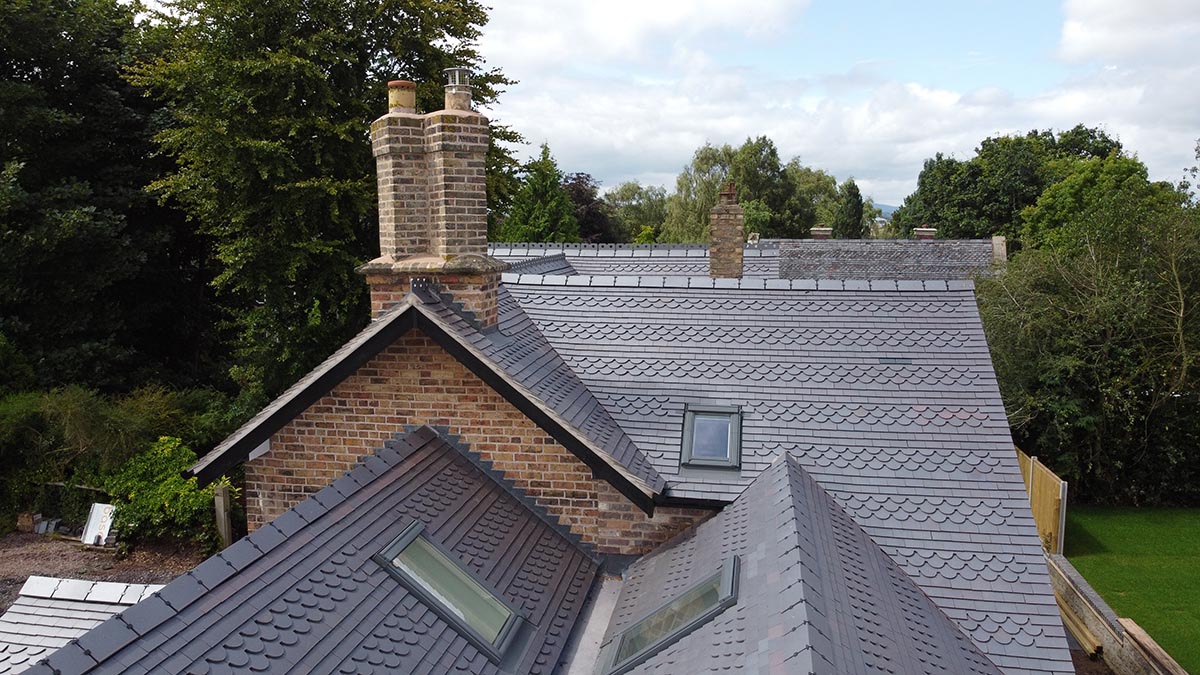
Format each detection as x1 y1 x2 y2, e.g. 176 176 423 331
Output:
1059 0 1200 64
477 1 1199 206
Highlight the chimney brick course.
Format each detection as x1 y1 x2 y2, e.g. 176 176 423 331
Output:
709 182 744 278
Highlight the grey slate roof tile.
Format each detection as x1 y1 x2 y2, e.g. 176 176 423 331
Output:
502 279 1072 674
0 579 162 675
47 426 599 675
605 454 1007 674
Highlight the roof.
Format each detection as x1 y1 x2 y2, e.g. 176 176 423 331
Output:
0 578 161 674
29 425 600 675
779 239 997 280
501 273 1072 675
491 239 998 281
490 243 780 278
604 454 1006 674
189 284 663 510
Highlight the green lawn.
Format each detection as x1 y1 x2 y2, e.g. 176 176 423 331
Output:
1064 506 1200 673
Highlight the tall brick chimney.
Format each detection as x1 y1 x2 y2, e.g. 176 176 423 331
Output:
709 182 744 278
359 69 508 326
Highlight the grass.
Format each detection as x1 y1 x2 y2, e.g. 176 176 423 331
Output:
1064 505 1200 672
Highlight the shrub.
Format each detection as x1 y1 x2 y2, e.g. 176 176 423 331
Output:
104 436 235 546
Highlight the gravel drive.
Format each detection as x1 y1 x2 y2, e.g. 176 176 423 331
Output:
0 532 206 613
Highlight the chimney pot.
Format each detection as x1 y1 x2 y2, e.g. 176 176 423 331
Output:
443 67 473 111
811 227 832 240
387 80 417 113
718 181 737 206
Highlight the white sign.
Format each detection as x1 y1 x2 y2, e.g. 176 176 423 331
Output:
81 503 116 546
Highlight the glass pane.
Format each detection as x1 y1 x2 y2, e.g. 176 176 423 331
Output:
614 572 723 663
691 414 731 460
393 536 512 643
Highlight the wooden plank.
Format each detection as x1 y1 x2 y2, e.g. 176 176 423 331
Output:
214 484 232 550
1118 618 1190 675
1055 591 1102 655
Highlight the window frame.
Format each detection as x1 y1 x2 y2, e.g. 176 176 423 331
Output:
596 556 740 675
680 404 742 469
372 521 523 662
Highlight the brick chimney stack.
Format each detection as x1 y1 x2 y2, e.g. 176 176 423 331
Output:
709 182 744 278
810 227 832 240
914 225 937 241
359 69 508 326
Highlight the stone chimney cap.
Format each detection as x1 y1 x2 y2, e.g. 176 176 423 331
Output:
388 80 416 90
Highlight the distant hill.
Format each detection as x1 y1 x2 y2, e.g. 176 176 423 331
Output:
876 203 899 219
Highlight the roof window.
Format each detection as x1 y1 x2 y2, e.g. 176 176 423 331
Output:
681 405 742 469
597 557 739 675
374 521 522 661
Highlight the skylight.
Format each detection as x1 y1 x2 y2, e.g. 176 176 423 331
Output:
681 405 742 468
597 557 739 675
375 522 521 660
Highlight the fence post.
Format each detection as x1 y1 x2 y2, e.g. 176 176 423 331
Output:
214 484 232 550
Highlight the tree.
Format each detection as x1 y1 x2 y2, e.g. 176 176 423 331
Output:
660 138 823 242
977 163 1198 503
832 179 866 238
1021 154 1179 248
605 181 667 243
660 143 733 243
785 161 836 227
133 0 511 401
0 0 217 391
562 173 622 243
892 125 1122 243
495 144 580 243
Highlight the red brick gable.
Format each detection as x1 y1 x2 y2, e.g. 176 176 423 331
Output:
245 329 710 555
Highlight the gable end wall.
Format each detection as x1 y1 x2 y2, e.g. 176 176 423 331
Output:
245 330 710 555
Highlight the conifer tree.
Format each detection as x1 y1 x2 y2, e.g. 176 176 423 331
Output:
496 144 580 242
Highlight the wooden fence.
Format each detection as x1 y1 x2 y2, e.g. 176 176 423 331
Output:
1015 448 1068 554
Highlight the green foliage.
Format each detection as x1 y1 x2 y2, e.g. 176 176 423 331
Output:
978 181 1199 503
105 436 234 545
495 144 580 242
1021 155 1179 248
832 179 866 239
132 0 512 399
661 143 733 243
786 162 838 227
740 199 773 237
0 0 216 390
660 139 831 243
605 181 667 243
0 385 238 534
893 125 1122 243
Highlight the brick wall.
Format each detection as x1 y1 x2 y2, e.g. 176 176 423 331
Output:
245 330 711 555
362 272 502 328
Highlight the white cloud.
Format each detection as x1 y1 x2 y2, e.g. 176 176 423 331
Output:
476 1 1199 206
1059 0 1200 63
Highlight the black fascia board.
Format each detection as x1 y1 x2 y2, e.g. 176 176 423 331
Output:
653 493 730 511
415 311 657 516
188 310 418 485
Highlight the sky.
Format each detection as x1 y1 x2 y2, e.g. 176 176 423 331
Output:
475 0 1200 206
